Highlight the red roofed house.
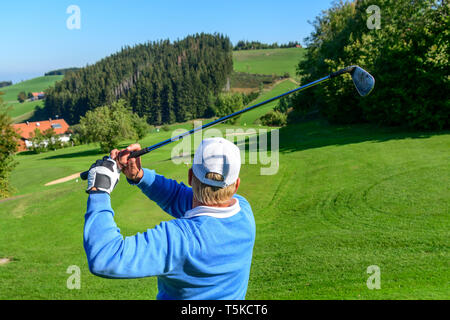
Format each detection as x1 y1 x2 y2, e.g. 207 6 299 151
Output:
13 119 71 152
30 92 45 101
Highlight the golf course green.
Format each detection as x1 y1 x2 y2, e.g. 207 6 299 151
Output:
0 48 448 300
0 118 448 299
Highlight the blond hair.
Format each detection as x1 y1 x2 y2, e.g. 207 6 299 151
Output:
191 172 236 205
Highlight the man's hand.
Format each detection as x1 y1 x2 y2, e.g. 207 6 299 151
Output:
111 143 143 183
86 156 121 194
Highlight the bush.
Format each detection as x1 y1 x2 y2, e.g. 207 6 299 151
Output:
213 93 245 124
161 124 171 132
259 110 287 127
29 128 46 153
17 91 26 103
0 95 19 198
275 96 291 113
243 91 259 105
131 113 150 140
294 0 449 130
78 99 138 152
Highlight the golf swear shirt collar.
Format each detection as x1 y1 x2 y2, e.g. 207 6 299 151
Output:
184 198 241 219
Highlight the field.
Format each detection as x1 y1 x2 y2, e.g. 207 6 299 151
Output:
233 48 305 78
1 120 448 299
238 79 298 126
0 75 63 121
1 48 449 300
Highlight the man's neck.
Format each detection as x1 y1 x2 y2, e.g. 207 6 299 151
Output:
192 198 236 209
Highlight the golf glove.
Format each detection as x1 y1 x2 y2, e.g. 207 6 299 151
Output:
86 156 120 194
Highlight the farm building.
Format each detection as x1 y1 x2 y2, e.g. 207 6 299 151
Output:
13 119 71 152
30 92 45 101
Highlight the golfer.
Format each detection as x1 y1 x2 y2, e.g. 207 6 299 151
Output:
84 137 256 300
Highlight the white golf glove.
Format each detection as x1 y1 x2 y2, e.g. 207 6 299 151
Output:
86 156 121 194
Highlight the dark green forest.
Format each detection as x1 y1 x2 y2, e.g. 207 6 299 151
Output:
290 0 449 130
43 33 233 124
44 68 80 76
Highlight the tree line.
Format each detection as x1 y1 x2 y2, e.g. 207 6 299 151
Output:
233 40 301 51
0 93 19 198
0 81 12 88
43 33 233 125
44 68 80 76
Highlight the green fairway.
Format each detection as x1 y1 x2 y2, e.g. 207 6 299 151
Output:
1 120 448 299
238 79 298 126
233 48 305 78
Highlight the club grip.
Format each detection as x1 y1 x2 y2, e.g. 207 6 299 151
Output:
80 148 148 180
129 148 148 158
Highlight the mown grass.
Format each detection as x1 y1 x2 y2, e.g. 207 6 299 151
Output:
233 48 305 78
9 100 44 121
0 119 448 299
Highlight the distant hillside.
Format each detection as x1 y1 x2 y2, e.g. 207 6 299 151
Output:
0 75 63 103
44 33 233 124
233 40 301 51
45 68 80 76
233 47 305 78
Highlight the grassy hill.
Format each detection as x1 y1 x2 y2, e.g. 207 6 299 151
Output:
0 75 63 103
238 79 298 126
0 75 63 122
1 47 303 123
0 120 448 299
233 48 305 78
1 47 448 300
231 48 305 125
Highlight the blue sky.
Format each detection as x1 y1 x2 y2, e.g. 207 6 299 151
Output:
0 0 334 83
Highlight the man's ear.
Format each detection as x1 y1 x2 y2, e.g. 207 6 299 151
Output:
188 168 193 186
234 177 240 193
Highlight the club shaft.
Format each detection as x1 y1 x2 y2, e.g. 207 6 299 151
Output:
80 68 352 181
130 75 331 158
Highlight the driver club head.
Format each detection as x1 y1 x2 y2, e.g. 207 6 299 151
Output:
350 66 375 96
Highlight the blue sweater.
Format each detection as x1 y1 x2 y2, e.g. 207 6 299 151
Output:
84 168 256 300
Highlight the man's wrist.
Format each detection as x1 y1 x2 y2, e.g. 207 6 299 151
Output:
88 187 108 194
129 169 144 183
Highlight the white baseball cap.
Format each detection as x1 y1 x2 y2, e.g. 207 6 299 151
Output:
192 137 241 188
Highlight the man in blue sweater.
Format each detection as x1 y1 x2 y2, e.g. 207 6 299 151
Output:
84 137 256 300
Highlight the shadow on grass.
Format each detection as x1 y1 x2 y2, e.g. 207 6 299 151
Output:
17 150 37 156
278 119 449 154
41 148 104 160
35 119 449 160
40 142 133 160
234 118 448 154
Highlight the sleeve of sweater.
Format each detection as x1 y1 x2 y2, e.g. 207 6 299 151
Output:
127 168 193 219
83 192 187 278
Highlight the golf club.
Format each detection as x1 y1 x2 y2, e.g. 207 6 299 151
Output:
80 65 374 180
